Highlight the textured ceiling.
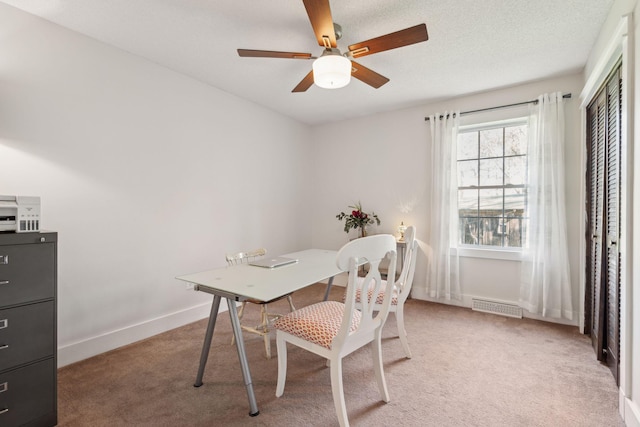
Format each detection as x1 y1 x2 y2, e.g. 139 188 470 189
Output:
1 0 614 125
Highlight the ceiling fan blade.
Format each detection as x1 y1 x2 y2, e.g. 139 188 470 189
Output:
302 0 337 48
350 61 389 89
292 70 315 93
238 49 313 59
348 23 428 58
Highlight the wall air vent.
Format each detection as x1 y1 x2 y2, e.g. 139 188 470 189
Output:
472 298 523 319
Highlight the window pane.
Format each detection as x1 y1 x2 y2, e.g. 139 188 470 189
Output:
458 132 478 160
519 219 529 247
504 188 525 216
504 217 524 247
458 159 478 187
460 217 479 245
504 156 526 185
458 189 478 214
505 125 527 155
479 128 503 158
479 188 503 214
479 158 503 186
479 217 503 246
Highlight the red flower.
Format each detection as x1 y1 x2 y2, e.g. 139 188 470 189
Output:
336 202 381 234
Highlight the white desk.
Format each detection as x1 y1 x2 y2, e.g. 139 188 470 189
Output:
176 249 341 417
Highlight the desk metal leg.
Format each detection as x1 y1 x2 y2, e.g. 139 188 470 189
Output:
194 295 222 387
227 298 260 416
323 276 335 301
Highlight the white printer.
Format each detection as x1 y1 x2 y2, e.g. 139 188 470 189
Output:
0 196 41 233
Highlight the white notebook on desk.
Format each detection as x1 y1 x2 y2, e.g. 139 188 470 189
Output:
249 256 298 269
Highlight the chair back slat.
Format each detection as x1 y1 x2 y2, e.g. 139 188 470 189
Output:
396 226 418 296
336 235 397 350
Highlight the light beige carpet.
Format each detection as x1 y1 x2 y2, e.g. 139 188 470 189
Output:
57 283 624 426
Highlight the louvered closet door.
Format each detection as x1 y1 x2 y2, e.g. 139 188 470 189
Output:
586 88 606 361
603 69 621 380
585 63 621 384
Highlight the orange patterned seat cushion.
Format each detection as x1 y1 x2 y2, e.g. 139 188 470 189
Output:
273 301 361 349
346 277 399 305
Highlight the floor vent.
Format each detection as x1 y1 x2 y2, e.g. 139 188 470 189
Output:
472 299 522 319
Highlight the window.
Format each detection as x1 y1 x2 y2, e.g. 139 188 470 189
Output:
457 120 528 248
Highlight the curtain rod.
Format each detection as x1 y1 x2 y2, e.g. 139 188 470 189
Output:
424 93 572 121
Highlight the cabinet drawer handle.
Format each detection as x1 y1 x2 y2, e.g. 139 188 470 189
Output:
0 280 8 286
0 408 8 415
0 319 6 329
0 382 7 393
0 255 7 265
0 344 8 350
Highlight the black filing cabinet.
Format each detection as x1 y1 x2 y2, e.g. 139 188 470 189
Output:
0 232 57 427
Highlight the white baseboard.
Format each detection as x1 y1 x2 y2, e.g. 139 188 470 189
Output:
57 300 218 368
411 290 578 327
623 389 640 427
56 279 347 368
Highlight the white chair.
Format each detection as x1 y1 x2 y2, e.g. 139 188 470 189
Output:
273 234 397 427
353 225 418 358
226 248 295 359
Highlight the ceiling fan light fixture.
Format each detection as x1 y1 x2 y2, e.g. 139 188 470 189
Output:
312 52 351 89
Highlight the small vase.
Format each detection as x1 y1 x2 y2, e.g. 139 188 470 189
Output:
360 227 367 238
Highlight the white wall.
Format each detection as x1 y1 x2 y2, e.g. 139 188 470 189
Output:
310 74 584 323
0 4 313 366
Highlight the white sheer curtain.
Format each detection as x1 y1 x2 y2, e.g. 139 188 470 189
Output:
520 93 573 319
427 111 461 300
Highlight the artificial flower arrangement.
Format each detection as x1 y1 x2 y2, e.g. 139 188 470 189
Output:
336 202 381 237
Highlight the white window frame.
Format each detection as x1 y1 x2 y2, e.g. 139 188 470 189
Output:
456 116 529 261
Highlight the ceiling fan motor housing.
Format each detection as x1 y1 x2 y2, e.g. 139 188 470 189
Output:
333 23 342 40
